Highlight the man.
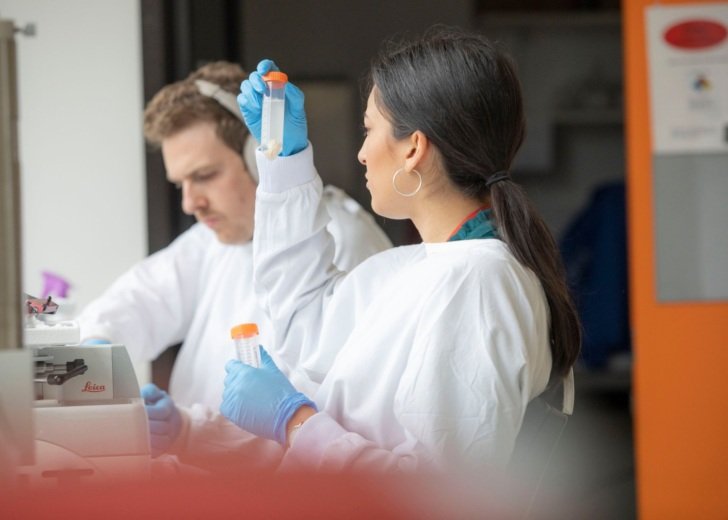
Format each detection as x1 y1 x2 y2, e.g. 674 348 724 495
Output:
77 62 390 469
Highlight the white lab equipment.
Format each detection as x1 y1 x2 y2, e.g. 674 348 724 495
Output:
260 71 288 158
17 312 150 487
231 322 261 368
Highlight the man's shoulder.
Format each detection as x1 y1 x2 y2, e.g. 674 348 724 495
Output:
321 184 392 250
321 185 363 215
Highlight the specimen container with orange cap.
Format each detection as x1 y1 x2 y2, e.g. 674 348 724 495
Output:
231 322 261 367
261 70 288 159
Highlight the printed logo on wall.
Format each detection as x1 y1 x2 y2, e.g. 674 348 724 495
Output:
646 5 728 154
664 19 727 49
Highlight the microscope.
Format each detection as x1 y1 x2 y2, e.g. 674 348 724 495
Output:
16 295 151 487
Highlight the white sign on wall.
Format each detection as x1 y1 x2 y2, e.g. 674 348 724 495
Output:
646 4 728 154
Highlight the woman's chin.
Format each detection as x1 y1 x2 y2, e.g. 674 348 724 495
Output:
370 203 407 221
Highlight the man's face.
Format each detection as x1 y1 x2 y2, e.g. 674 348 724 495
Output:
162 122 256 244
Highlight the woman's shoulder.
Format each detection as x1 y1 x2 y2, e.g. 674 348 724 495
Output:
359 243 425 271
423 239 540 290
340 243 425 290
425 238 514 268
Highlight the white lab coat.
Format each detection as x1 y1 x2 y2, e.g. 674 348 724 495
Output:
76 185 391 469
253 147 553 475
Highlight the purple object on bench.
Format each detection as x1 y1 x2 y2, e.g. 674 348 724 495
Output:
41 271 71 299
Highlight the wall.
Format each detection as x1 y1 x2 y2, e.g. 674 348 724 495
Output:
479 12 625 238
623 1 728 518
0 0 147 314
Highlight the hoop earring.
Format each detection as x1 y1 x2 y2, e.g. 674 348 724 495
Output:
392 168 422 197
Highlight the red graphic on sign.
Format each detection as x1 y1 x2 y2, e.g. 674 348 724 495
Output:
664 19 727 50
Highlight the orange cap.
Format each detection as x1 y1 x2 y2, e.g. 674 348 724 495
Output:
263 71 288 83
231 323 259 339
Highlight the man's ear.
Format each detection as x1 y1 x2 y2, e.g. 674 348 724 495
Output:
403 130 430 172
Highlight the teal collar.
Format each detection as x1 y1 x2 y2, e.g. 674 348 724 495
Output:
448 208 499 242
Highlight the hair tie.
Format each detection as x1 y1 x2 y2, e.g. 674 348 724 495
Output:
486 170 510 188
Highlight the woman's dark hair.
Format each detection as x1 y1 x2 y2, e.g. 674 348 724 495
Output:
368 26 580 377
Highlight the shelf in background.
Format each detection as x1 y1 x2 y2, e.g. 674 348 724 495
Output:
477 10 621 30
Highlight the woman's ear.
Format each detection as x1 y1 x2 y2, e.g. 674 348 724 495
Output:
403 130 429 172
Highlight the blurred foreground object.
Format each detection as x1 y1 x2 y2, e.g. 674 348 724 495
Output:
0 468 575 519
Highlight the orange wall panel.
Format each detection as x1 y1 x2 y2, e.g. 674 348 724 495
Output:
623 0 728 518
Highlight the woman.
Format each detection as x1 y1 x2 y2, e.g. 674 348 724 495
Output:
220 27 580 476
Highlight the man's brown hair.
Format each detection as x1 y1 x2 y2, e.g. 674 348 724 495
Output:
143 61 247 156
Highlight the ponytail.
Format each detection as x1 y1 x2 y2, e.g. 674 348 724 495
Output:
490 181 581 377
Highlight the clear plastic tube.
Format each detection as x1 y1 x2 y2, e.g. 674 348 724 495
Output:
260 71 288 159
231 323 261 368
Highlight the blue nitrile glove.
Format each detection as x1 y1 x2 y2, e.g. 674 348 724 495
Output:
220 347 316 445
237 59 308 157
81 338 111 345
141 383 182 458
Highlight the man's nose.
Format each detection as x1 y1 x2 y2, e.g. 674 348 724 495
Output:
181 182 206 215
